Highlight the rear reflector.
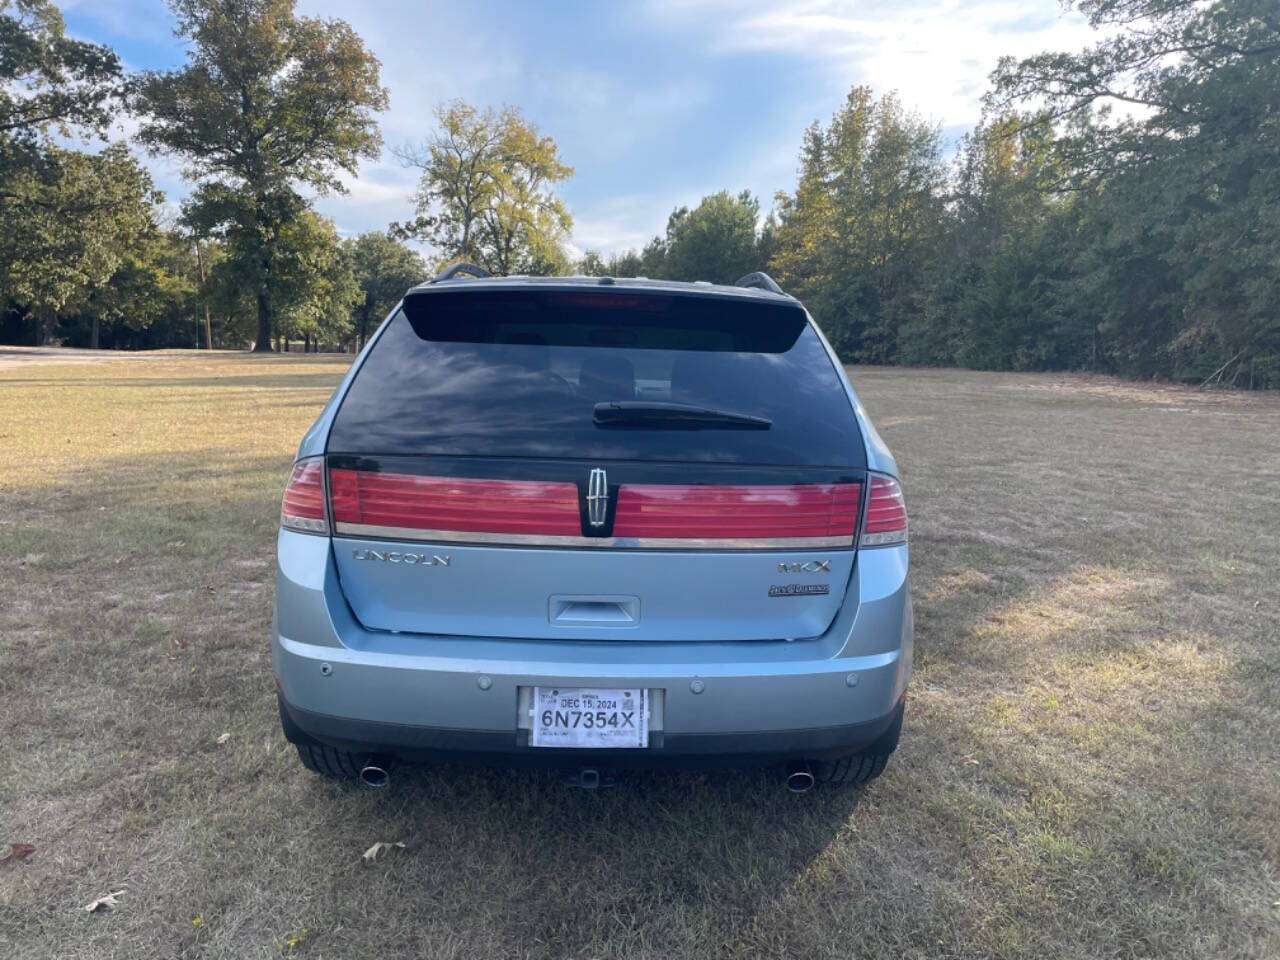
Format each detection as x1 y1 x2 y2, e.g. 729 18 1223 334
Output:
860 474 907 547
281 458 328 534
329 468 581 539
613 482 861 546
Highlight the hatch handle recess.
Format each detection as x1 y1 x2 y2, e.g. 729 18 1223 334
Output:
549 596 640 627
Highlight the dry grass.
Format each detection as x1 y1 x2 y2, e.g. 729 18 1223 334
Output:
1 355 1277 959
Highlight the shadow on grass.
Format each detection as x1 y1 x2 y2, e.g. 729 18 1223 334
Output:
336 761 866 946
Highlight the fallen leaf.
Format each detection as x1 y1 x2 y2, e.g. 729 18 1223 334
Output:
84 890 125 912
361 841 405 863
279 928 308 954
216 732 231 745
0 842 36 869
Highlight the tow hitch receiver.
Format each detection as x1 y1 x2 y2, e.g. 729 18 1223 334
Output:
565 767 616 790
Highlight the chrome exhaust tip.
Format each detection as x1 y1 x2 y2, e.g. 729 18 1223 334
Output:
359 761 391 789
785 759 815 793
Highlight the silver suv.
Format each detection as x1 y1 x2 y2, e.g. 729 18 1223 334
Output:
273 267 911 791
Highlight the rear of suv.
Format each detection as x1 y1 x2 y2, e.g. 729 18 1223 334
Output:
273 267 911 790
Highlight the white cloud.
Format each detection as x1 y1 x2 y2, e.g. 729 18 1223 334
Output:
309 161 420 239
649 0 1095 128
570 193 671 254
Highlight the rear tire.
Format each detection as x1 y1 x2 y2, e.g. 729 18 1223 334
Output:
279 694 366 780
294 742 365 780
811 699 905 788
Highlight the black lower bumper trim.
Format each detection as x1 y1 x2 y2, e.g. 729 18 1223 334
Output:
278 694 905 768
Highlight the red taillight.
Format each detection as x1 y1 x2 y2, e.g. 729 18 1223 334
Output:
613 482 861 545
281 458 328 534
329 468 581 539
861 474 907 546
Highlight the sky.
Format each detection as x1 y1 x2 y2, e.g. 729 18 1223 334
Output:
60 0 1095 258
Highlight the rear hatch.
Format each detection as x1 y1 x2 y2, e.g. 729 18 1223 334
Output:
325 285 867 642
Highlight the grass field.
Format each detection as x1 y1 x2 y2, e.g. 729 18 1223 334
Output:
1 352 1277 959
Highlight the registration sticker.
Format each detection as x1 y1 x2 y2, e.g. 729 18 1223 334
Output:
530 687 648 748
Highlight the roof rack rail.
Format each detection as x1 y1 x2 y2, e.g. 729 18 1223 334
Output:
433 262 491 282
734 271 784 295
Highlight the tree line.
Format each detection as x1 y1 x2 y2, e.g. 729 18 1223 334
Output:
582 1 1279 388
1 0 1276 387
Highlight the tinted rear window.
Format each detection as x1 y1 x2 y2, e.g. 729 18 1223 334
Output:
328 289 865 466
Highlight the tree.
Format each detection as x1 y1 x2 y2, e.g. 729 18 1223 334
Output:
344 232 424 348
991 0 1280 385
584 248 646 278
771 87 947 361
0 0 124 178
663 190 763 284
1 0 142 345
590 190 771 284
575 250 606 276
770 122 837 320
394 101 573 275
197 205 357 349
136 0 388 351
80 225 196 349
272 212 360 349
900 112 1082 371
636 237 668 278
0 143 159 343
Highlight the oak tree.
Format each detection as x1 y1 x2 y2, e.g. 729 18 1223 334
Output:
137 0 387 351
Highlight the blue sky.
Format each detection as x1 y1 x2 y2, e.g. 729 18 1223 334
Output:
60 0 1092 257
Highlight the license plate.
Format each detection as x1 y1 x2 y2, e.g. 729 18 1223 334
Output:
530 687 648 748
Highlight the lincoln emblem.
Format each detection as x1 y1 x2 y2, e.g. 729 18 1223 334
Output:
586 468 608 527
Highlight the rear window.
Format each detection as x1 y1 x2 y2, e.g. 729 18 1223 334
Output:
327 289 865 467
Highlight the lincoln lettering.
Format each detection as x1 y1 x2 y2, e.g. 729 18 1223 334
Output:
353 548 450 566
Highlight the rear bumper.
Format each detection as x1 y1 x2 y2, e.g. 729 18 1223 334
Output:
271 529 913 765
279 691 906 766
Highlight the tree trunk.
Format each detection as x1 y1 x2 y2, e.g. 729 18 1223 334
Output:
253 293 273 352
35 307 54 346
194 239 213 349
91 316 100 349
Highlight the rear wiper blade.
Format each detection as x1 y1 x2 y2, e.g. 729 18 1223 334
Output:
592 401 772 430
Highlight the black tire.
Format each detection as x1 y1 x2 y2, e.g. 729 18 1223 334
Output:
811 699 905 788
279 694 366 780
294 741 365 780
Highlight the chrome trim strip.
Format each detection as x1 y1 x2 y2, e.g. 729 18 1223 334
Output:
333 522 854 550
608 535 854 549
